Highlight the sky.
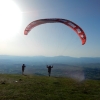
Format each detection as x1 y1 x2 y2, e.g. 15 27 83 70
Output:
0 0 100 57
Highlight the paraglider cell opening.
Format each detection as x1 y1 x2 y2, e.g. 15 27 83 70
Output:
60 19 68 22
80 35 84 38
77 29 81 34
68 22 76 28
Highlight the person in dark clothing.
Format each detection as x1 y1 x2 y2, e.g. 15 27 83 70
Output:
47 65 53 77
22 64 26 75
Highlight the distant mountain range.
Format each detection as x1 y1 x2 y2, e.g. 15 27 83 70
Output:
0 55 100 64
0 55 100 80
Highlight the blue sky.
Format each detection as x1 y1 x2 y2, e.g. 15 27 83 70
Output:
0 0 100 57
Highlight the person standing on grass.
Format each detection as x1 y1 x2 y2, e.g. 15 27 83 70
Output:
22 64 26 75
47 65 53 77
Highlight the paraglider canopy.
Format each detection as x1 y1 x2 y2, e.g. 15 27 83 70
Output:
24 18 86 45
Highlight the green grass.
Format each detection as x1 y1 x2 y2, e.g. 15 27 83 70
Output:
0 74 100 100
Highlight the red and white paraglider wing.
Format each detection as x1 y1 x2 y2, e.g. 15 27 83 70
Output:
24 18 86 45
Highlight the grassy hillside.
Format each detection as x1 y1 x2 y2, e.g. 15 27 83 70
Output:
0 74 100 100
